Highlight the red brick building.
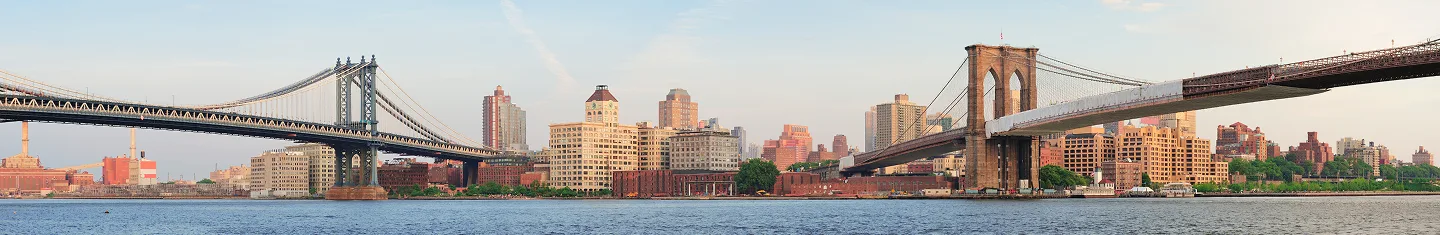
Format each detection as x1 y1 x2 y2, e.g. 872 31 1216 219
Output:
1267 144 1283 159
478 165 531 186
101 156 131 185
1216 122 1269 160
772 172 822 195
906 159 934 173
378 161 430 190
1039 139 1063 166
612 170 735 198
787 176 958 196
1290 132 1335 172
1101 160 1143 190
519 172 547 186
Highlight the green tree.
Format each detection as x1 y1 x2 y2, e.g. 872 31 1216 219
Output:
1380 164 1399 181
1192 183 1223 193
1298 160 1317 176
478 182 503 195
1351 159 1373 178
735 159 780 194
593 189 613 197
1229 159 1253 175
1038 165 1087 189
419 186 442 196
1322 159 1352 177
196 178 216 184
786 161 821 172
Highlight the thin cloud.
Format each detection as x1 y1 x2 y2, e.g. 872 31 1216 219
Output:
500 0 577 90
622 0 738 89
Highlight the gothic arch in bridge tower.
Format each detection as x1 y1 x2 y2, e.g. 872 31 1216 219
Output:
963 44 1040 190
964 44 1038 128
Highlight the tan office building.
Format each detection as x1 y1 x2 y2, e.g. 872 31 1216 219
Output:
670 129 740 171
1116 125 1227 185
548 85 640 192
249 151 311 196
875 94 926 149
284 143 359 195
658 88 699 129
637 122 677 170
1061 132 1116 176
209 164 251 190
875 94 927 175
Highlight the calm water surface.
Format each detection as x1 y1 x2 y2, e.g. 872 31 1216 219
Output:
2 196 1438 234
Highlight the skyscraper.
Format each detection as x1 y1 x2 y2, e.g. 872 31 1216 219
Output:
762 124 812 171
864 107 876 152
732 126 747 156
875 94 926 150
658 88 699 129
780 124 812 157
875 94 927 174
483 86 527 151
548 85 640 192
832 135 849 159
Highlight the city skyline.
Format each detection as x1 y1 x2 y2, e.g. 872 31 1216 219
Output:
0 0 1437 180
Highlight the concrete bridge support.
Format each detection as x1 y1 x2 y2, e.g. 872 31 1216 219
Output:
326 144 387 200
964 136 1040 190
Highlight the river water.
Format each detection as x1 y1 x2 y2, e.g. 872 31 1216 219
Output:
2 196 1438 234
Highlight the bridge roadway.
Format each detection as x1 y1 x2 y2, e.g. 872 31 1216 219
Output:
0 94 498 160
847 40 1440 174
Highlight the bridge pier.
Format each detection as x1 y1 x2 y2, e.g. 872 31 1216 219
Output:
966 136 1039 190
326 144 387 200
461 160 479 187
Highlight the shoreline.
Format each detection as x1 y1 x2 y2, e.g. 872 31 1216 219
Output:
23 191 1440 200
1196 191 1440 197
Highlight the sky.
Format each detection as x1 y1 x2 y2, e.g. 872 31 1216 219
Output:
0 0 1438 180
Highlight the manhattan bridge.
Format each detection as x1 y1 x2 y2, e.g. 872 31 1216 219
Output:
0 56 496 199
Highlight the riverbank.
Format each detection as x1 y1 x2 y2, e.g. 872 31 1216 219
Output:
31 191 1440 200
1198 191 1440 197
49 196 250 199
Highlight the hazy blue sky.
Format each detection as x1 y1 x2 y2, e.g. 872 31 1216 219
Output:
0 0 1437 180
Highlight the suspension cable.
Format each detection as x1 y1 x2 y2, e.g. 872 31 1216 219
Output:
376 68 484 146
1037 54 1151 85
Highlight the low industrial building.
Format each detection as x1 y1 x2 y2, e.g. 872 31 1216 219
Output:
611 170 735 198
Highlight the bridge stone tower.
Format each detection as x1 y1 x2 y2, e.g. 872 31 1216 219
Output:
963 45 1041 190
327 55 388 200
